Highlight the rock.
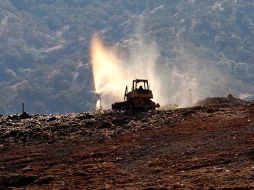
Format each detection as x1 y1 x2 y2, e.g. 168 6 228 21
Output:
34 176 54 185
47 116 57 122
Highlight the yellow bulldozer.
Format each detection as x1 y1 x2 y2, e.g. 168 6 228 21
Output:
112 79 160 111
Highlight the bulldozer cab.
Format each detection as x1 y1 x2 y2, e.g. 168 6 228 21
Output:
132 79 149 91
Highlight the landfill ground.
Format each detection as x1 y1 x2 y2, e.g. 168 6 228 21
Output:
0 97 254 189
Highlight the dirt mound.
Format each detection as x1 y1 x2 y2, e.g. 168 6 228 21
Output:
195 94 248 107
0 102 254 189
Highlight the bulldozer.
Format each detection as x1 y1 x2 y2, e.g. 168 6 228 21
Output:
112 79 160 111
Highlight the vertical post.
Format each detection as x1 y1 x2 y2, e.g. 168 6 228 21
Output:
22 103 25 114
96 93 102 110
188 89 193 106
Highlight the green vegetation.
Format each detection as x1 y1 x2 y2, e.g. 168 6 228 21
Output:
0 0 254 113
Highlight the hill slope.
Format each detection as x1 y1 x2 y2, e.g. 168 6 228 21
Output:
0 100 254 188
0 0 254 113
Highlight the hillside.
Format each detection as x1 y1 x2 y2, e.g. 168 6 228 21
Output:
0 99 254 189
0 0 254 113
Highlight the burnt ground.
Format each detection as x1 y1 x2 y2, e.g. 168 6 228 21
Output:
0 99 254 189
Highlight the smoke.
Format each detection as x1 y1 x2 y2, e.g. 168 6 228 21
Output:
161 44 229 106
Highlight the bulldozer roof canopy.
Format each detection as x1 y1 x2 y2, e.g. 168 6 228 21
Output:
133 79 148 82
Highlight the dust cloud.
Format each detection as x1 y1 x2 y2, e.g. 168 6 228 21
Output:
90 23 229 110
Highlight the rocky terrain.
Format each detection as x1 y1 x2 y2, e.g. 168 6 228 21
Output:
0 97 254 189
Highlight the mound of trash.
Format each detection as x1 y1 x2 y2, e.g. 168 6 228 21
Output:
195 94 248 107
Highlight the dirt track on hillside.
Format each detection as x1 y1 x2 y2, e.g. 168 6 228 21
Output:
1 100 254 189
